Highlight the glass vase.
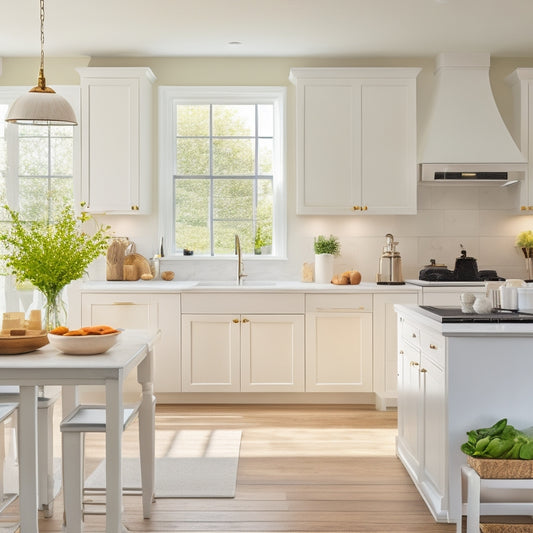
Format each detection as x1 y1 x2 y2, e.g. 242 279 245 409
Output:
527 257 533 281
42 290 67 331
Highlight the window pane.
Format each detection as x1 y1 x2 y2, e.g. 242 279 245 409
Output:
50 179 74 217
213 105 254 137
258 105 273 137
19 178 50 220
51 137 73 176
176 138 209 175
213 179 253 220
258 138 273 175
213 139 254 175
19 138 48 175
175 179 210 254
177 105 210 136
213 220 253 255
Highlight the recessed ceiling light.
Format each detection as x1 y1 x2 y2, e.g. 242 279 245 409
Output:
228 41 242 46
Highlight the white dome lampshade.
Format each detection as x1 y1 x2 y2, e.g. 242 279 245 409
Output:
5 0 78 126
6 73 78 126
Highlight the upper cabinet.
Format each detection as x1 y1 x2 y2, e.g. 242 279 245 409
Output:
77 67 156 214
507 69 533 212
289 67 420 215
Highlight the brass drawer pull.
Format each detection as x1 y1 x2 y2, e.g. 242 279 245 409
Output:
410 361 419 367
420 368 428 373
429 344 437 350
232 318 240 323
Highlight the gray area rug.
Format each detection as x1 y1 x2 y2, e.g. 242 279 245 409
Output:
84 429 242 498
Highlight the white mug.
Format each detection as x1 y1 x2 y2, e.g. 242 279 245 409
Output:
499 286 518 310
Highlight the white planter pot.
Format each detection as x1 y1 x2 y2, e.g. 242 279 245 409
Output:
314 253 334 284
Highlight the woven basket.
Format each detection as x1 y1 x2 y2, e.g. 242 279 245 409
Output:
468 456 533 479
480 524 533 533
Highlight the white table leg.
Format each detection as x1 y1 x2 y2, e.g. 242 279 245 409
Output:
19 386 38 533
105 378 124 533
138 347 155 518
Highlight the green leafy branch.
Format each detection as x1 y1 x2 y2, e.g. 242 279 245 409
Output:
0 204 110 303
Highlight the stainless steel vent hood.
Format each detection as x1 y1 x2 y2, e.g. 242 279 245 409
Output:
419 53 526 183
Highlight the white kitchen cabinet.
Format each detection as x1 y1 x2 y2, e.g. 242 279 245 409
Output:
81 292 180 395
181 293 305 393
396 313 446 520
373 292 419 410
77 67 155 214
181 314 240 392
305 294 373 392
506 69 533 211
289 67 420 215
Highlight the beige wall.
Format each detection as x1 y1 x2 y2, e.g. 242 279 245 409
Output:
3 55 533 282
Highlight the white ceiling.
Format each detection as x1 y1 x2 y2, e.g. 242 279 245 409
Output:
1 0 533 59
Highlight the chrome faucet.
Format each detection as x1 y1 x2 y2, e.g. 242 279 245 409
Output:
235 234 247 285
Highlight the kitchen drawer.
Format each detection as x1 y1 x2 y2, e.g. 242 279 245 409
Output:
420 329 445 368
400 318 420 348
181 292 305 314
305 293 372 312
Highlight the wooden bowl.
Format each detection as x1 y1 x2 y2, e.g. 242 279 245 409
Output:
0 332 49 355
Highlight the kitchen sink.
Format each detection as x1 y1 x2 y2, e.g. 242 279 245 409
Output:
195 280 277 287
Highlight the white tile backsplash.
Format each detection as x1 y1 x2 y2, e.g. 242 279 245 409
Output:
90 185 532 284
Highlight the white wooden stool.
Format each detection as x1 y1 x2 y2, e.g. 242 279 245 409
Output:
0 403 19 533
0 385 60 517
60 403 150 533
459 465 533 533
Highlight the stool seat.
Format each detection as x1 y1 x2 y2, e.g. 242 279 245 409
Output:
61 405 139 433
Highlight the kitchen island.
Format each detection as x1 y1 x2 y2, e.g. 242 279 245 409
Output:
394 304 533 526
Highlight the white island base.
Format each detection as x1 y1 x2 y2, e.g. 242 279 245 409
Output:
395 304 533 526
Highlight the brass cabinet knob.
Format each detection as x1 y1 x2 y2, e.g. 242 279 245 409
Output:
409 361 419 366
362 205 368 211
521 206 528 211
232 318 240 323
242 318 249 323
352 205 361 211
429 344 437 350
420 368 428 373
399 350 404 355
131 205 140 211
411 333 417 338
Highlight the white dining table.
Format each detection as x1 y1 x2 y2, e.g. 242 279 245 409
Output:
0 329 158 533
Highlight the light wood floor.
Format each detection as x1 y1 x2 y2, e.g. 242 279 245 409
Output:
11 404 458 532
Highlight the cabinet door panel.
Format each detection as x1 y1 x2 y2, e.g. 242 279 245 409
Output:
298 82 360 213
397 341 420 464
306 312 372 392
421 354 445 495
182 315 240 392
241 315 304 392
85 79 139 212
361 83 416 213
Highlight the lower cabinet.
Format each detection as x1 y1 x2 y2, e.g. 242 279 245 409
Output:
181 313 305 392
80 292 181 394
305 294 373 392
397 315 446 518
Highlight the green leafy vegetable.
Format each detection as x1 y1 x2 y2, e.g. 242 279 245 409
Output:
461 418 533 460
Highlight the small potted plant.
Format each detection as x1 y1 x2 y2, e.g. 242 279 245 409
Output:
313 234 341 284
516 230 533 280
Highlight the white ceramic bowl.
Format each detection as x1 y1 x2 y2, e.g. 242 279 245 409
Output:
517 287 533 312
47 331 121 355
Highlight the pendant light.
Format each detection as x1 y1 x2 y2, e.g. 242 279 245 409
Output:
5 0 77 126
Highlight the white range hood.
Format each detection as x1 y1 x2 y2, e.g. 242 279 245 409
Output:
419 53 526 182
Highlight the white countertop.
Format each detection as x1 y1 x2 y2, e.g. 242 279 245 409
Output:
395 304 533 336
80 280 420 293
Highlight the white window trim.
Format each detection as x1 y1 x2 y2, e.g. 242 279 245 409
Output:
158 85 287 259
